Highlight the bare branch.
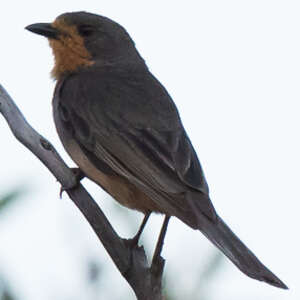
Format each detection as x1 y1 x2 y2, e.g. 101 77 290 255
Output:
0 84 165 300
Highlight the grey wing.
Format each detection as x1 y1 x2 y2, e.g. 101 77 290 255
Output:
56 70 216 226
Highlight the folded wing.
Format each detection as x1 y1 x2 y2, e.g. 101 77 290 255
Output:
57 68 216 225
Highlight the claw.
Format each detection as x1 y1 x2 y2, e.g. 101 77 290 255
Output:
59 168 85 198
59 186 66 198
71 167 85 181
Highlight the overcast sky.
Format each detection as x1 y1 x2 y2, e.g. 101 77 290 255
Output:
0 1 299 299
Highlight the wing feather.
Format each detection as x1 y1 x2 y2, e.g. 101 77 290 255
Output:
57 68 215 224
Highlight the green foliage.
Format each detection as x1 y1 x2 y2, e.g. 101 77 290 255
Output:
0 187 25 300
0 278 16 300
1 289 15 300
0 188 24 213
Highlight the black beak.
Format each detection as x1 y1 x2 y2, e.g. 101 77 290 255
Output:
25 23 59 39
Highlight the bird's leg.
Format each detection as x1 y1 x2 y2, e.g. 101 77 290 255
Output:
133 212 151 243
152 215 170 264
125 212 151 248
60 167 86 198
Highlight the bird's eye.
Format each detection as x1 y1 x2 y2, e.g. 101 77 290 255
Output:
78 25 94 37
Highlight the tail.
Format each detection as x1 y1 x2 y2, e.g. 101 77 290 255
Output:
197 214 288 289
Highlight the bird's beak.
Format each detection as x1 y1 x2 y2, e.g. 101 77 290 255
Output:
25 23 59 39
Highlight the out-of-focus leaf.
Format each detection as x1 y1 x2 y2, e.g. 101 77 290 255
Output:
198 251 223 282
0 188 25 213
87 260 102 283
0 278 16 300
1 289 15 300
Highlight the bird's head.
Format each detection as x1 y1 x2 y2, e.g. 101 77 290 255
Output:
26 11 140 79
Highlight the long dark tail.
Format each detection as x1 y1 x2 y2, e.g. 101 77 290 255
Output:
197 214 288 289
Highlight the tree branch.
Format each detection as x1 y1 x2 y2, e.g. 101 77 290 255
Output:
0 84 165 300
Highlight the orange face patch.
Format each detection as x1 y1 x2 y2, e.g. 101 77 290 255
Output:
49 18 94 80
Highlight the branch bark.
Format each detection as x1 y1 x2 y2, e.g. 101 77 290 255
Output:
0 84 165 300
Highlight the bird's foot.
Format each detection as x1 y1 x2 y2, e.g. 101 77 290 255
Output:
123 235 140 250
59 168 85 198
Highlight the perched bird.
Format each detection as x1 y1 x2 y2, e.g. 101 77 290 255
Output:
26 11 287 289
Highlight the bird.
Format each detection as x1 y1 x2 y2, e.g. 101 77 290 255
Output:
25 11 287 289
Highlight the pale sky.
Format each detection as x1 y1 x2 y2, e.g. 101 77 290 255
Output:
0 1 299 299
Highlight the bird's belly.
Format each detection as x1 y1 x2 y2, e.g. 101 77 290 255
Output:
63 138 161 213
